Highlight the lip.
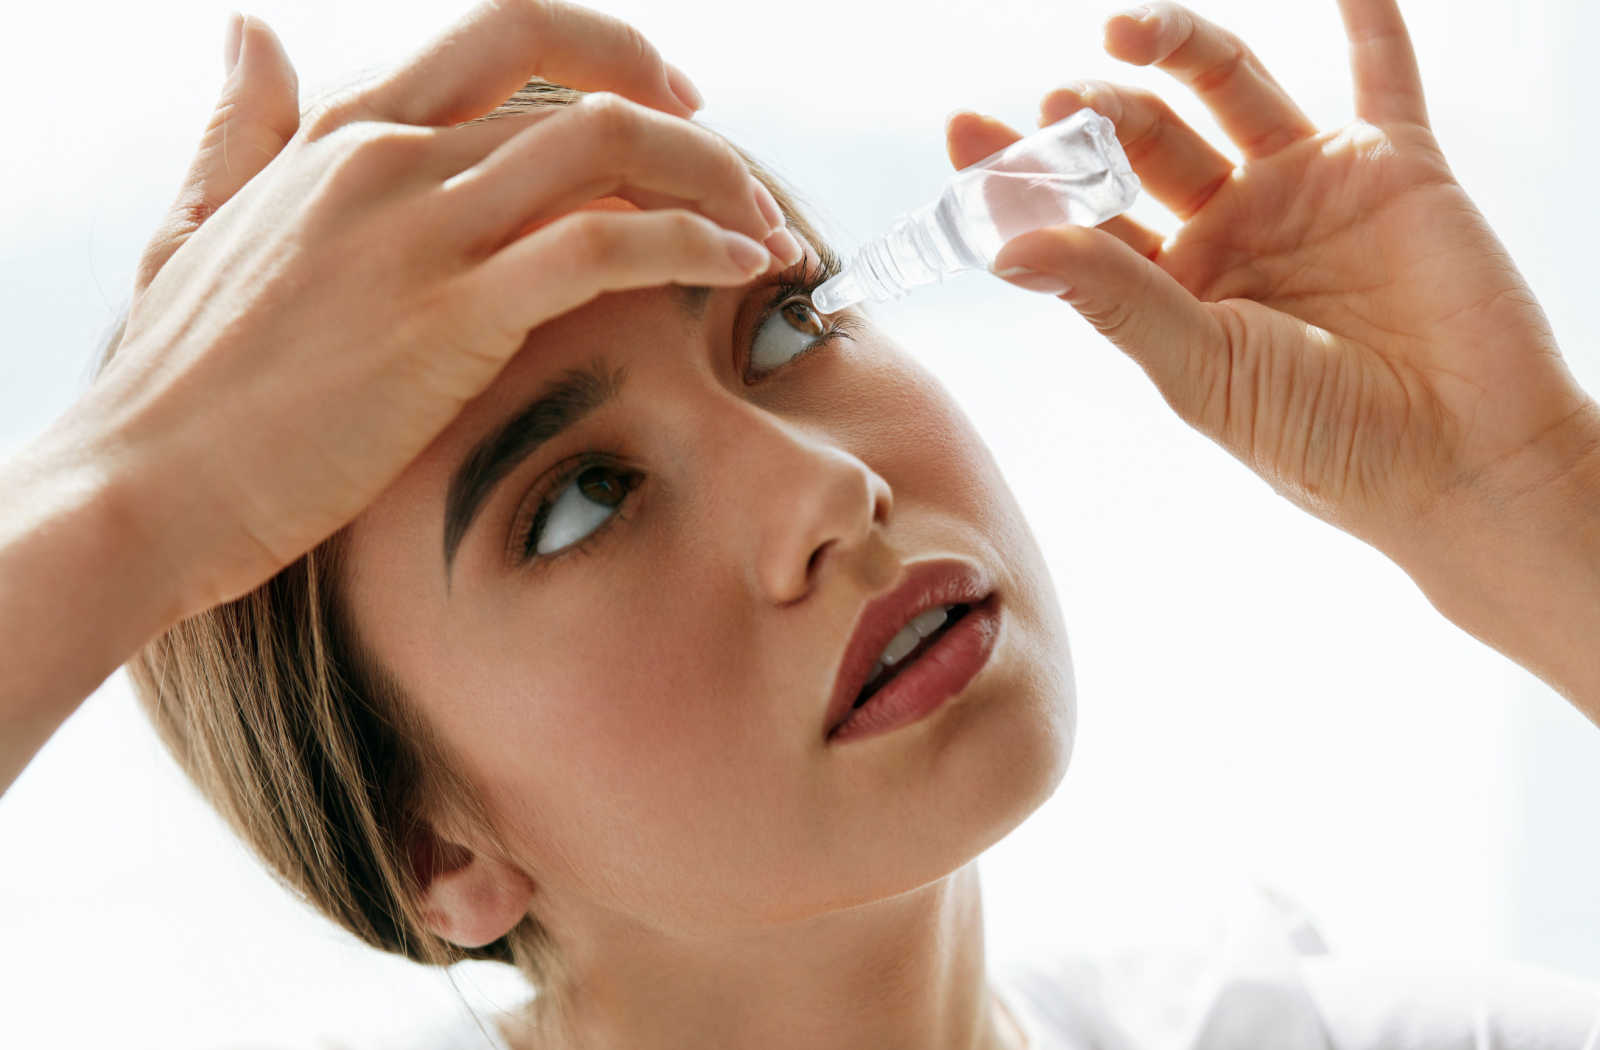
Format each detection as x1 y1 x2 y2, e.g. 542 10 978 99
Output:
827 594 1002 745
823 558 996 741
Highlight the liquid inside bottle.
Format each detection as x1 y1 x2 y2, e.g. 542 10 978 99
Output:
812 108 1139 313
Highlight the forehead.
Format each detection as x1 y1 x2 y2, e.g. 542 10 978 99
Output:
379 298 677 537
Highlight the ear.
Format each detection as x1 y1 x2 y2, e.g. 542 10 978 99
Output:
407 820 536 949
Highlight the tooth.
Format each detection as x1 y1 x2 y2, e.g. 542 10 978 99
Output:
910 606 950 638
880 622 923 665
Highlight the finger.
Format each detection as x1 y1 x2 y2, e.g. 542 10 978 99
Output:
1335 0 1430 127
947 111 1165 256
1040 81 1234 221
991 223 1229 434
426 106 566 176
134 14 300 297
473 209 771 353
332 0 701 129
944 109 1019 170
442 92 783 258
1098 215 1166 260
1105 2 1318 159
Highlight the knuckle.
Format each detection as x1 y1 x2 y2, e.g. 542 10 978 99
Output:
667 208 710 244
555 0 663 75
617 19 660 71
301 87 363 138
1177 169 1232 219
1115 92 1168 164
512 0 561 39
1190 41 1248 95
710 139 753 193
575 90 638 144
300 99 341 138
366 126 432 163
321 123 429 187
566 213 627 267
171 185 220 230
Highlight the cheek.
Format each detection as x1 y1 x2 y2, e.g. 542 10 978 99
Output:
435 574 763 805
856 342 1005 505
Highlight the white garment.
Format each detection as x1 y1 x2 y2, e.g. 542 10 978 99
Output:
408 884 1600 1049
990 883 1600 1050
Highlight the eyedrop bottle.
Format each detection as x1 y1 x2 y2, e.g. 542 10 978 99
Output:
811 108 1139 314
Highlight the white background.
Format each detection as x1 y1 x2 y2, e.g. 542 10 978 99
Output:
3 0 1599 1045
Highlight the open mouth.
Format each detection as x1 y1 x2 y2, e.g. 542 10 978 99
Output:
850 603 973 711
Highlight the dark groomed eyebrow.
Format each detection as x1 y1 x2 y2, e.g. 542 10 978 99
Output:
442 357 626 580
441 284 714 581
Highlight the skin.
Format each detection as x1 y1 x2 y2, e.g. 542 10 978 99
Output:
4 0 1599 1043
340 214 1076 1050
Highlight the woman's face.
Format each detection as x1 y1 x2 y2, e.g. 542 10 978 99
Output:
342 204 1076 947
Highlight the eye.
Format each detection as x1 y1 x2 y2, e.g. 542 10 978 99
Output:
747 297 832 377
523 462 639 561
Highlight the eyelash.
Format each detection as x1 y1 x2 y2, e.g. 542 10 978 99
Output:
514 264 860 568
743 268 864 380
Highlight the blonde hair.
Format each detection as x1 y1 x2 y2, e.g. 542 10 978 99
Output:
104 78 832 1019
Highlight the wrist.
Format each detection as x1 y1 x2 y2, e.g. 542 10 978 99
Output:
0 427 195 791
1399 399 1600 721
12 415 196 648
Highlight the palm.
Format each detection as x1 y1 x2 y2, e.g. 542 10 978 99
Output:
1162 118 1576 540
949 0 1595 560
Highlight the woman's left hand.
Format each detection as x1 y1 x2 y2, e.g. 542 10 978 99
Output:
950 0 1600 585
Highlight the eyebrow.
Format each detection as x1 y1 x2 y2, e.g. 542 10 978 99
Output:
438 283 708 582
442 356 627 580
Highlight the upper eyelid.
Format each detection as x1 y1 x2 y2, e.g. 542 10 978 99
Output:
739 272 839 377
507 452 638 565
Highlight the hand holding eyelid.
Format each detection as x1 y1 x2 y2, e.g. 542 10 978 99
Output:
54 2 781 626
954 0 1599 612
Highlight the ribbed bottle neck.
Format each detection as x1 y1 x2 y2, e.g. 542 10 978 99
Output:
849 200 957 303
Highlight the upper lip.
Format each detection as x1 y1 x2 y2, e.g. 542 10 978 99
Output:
824 558 994 738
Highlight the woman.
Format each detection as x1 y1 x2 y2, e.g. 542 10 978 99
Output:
3 0 1598 1047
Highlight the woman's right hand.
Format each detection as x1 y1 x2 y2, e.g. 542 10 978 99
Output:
58 2 793 618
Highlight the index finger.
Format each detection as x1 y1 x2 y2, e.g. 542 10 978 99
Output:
348 0 700 128
1336 0 1430 128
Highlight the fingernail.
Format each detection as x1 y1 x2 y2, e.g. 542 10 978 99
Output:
665 62 705 112
223 11 245 78
751 180 785 233
722 230 769 275
1117 4 1156 22
765 227 803 267
996 267 1071 296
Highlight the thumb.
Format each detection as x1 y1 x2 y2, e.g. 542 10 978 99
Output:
993 224 1233 432
134 13 301 296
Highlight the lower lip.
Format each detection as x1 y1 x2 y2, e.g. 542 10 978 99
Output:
827 594 1002 746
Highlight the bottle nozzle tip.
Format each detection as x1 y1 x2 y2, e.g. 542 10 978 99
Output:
813 269 864 314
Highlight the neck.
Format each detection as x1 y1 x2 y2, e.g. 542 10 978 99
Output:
519 862 1021 1050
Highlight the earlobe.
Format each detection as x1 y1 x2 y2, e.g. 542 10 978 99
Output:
408 822 536 949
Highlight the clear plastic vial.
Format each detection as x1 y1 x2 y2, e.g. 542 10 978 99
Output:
811 108 1139 314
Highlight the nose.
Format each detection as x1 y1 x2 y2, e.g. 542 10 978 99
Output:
716 411 893 606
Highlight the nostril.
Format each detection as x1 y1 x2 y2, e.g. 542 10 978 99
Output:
806 541 831 579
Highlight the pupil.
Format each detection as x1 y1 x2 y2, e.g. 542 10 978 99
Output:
577 466 626 506
785 301 822 334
